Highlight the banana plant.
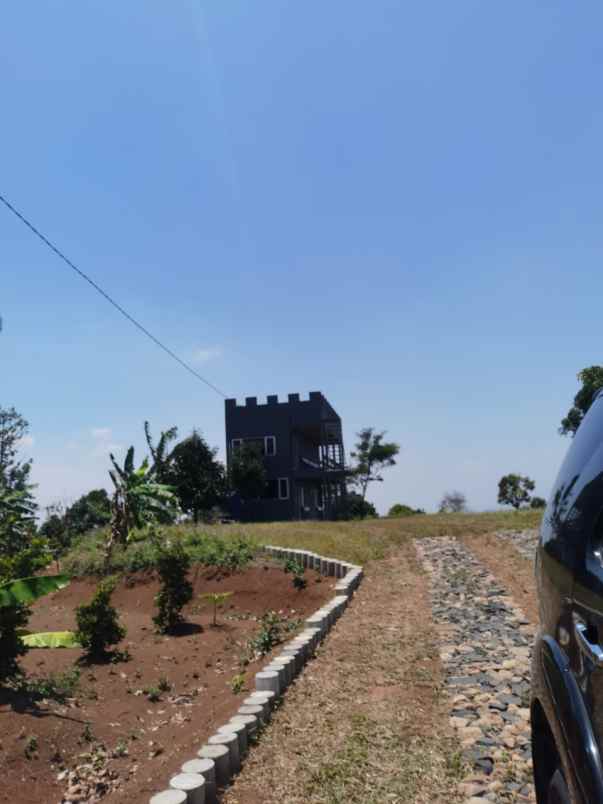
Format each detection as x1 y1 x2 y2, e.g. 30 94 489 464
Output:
0 574 80 648
105 446 179 566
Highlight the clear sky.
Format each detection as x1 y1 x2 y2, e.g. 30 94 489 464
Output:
2 1 602 515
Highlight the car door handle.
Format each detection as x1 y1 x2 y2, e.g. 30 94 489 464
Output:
575 621 603 667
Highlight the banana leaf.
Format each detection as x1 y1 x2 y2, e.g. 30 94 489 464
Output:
0 575 70 608
20 630 80 648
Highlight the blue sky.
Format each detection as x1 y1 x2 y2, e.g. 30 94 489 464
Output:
2 1 602 515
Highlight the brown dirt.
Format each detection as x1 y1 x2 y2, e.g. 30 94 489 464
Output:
0 562 335 804
222 539 463 804
460 532 539 625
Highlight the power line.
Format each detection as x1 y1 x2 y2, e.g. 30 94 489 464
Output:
0 192 228 398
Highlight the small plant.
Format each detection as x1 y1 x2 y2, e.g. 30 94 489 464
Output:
75 579 126 660
229 672 246 694
248 610 285 657
200 591 233 627
145 686 161 702
283 559 307 591
158 676 171 693
153 537 193 633
26 668 80 702
113 739 128 757
24 735 38 759
81 722 93 743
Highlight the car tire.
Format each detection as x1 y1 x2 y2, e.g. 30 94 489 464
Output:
548 768 571 804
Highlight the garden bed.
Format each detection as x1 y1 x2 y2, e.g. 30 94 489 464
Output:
0 560 335 804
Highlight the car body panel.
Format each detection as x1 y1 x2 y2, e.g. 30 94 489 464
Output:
532 391 603 802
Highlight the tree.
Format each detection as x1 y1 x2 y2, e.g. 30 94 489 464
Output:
0 406 33 492
169 431 227 522
39 491 111 565
560 366 603 436
38 509 69 568
498 474 535 510
388 503 425 517
350 428 400 502
144 421 178 484
0 486 37 557
530 496 547 509
105 447 179 564
438 491 467 513
65 489 111 535
333 492 377 520
229 443 267 501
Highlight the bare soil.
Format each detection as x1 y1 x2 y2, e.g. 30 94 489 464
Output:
0 562 334 804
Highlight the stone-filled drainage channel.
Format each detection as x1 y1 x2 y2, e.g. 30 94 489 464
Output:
416 537 535 803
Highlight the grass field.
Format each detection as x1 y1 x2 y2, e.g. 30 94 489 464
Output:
63 509 543 576
200 508 543 565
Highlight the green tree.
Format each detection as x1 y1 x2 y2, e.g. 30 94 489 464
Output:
350 428 400 502
388 503 425 517
105 447 179 565
144 421 178 484
39 491 111 565
0 406 33 492
38 508 69 567
438 491 467 513
497 474 535 510
560 366 603 436
65 489 111 535
333 492 377 520
530 496 547 509
169 431 227 522
229 443 267 501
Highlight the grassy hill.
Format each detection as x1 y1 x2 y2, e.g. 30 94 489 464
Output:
62 509 542 576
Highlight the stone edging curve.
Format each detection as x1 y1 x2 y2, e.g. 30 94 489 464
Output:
149 546 364 804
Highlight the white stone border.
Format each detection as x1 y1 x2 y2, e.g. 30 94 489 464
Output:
149 547 363 803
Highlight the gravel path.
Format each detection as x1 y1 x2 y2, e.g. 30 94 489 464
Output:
495 530 539 563
223 539 463 804
417 537 535 803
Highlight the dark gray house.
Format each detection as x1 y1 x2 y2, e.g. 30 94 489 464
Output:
225 392 347 521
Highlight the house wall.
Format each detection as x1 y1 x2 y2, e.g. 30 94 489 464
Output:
225 392 344 522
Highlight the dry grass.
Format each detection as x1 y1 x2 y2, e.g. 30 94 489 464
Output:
461 531 539 625
223 538 464 804
201 509 542 566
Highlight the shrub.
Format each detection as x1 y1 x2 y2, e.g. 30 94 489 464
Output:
26 668 80 701
530 496 547 510
283 558 307 591
333 492 378 520
75 579 126 659
388 503 425 517
153 540 193 633
249 610 284 656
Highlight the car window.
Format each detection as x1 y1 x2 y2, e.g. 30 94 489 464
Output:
543 394 603 548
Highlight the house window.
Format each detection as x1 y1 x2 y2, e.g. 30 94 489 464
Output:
315 487 324 511
264 436 276 456
278 477 290 500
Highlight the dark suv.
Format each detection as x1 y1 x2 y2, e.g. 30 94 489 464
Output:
532 389 603 803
